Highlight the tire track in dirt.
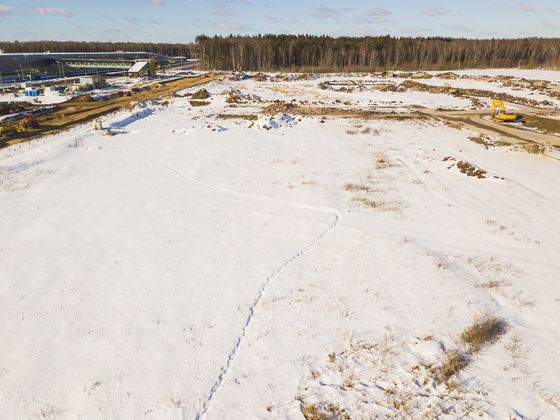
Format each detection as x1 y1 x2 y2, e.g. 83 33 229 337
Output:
142 148 340 420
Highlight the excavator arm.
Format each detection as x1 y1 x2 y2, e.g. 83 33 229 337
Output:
492 99 507 115
491 99 518 122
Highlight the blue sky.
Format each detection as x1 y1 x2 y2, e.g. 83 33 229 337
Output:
0 0 558 43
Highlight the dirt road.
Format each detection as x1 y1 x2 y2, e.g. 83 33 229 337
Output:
1 73 221 148
418 108 560 147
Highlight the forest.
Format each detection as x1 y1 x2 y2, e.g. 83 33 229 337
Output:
195 35 560 71
3 36 560 71
0 41 194 57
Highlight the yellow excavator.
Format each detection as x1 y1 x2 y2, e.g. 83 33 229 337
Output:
492 100 519 122
0 114 39 138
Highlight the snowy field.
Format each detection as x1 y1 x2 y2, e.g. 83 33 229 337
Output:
1 70 560 419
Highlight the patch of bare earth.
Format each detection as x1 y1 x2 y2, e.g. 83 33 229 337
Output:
521 115 560 136
468 134 509 149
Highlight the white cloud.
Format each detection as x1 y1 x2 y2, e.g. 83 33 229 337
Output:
0 4 12 16
521 4 554 12
424 7 450 17
34 7 73 18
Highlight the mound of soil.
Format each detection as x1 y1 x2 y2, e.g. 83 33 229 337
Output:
436 72 460 79
262 101 300 115
191 89 211 100
0 102 33 116
253 73 269 82
411 72 433 80
190 100 210 107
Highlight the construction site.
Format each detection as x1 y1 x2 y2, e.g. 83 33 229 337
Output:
0 53 206 146
1 65 560 419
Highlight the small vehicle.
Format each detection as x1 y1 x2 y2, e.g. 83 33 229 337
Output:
22 113 39 129
492 100 518 122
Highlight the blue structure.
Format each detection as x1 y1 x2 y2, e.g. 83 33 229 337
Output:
24 87 40 97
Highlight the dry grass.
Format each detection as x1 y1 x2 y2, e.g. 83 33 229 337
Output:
437 350 471 382
477 280 509 290
468 135 509 149
352 197 381 208
520 143 546 154
299 401 350 420
344 183 373 193
456 161 488 179
376 158 399 170
460 316 508 353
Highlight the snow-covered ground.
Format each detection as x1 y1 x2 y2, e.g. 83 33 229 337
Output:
1 71 560 419
0 92 72 105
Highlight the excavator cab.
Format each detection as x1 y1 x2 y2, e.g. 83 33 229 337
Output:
492 100 518 122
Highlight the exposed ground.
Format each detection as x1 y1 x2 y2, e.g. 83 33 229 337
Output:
1 70 559 419
0 73 221 147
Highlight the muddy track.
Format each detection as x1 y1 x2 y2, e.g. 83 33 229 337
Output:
418 108 560 147
1 73 222 149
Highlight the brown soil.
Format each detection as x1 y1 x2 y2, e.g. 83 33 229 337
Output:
190 100 210 107
191 88 211 100
261 101 300 115
436 72 460 79
217 114 258 121
2 73 221 148
521 115 560 135
0 102 35 116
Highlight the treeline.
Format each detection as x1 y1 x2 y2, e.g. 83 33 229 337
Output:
196 35 560 71
0 41 193 57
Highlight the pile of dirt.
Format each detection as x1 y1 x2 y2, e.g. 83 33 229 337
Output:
336 87 354 93
0 102 33 116
294 73 319 81
262 101 300 115
376 84 399 92
411 72 433 79
270 74 292 82
191 88 211 100
436 72 460 79
217 113 258 121
229 72 250 81
72 94 94 103
531 80 550 89
252 73 269 82
190 100 209 107
225 89 261 104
